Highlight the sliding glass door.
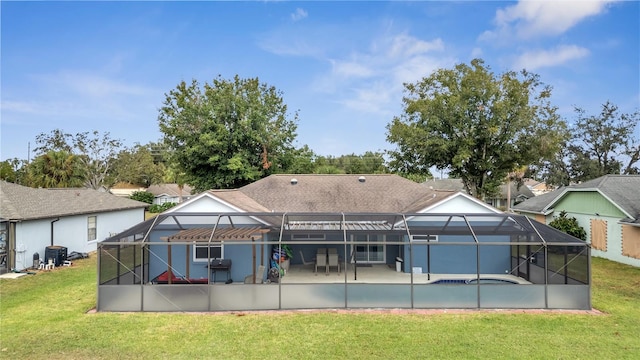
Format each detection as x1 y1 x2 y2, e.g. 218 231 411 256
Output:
352 234 385 263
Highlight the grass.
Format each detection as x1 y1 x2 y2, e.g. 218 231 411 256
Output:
1 256 639 359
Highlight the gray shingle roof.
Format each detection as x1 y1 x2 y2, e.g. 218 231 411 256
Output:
510 188 564 214
513 175 640 223
232 174 456 213
423 178 535 199
0 181 148 221
146 183 193 197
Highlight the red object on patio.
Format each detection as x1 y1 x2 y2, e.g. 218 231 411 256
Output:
154 270 208 284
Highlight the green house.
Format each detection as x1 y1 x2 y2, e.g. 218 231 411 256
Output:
513 175 640 267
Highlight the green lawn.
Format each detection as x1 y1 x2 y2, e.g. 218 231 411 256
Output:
1 256 638 359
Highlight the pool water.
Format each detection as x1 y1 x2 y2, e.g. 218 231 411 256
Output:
431 278 520 285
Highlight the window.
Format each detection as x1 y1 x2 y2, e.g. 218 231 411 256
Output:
410 234 438 242
193 244 223 262
87 216 97 241
291 233 326 240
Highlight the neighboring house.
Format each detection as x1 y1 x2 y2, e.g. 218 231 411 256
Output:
423 178 535 210
513 175 640 267
0 181 148 272
98 174 590 312
109 182 145 198
146 183 194 205
524 178 554 196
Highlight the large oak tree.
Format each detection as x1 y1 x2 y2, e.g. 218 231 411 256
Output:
386 59 567 200
158 75 299 191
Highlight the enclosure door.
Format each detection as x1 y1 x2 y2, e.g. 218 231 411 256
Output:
351 234 385 263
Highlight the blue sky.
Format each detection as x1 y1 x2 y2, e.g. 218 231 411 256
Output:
1 1 638 162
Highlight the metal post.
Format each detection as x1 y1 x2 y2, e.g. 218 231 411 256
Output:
462 215 480 309
342 213 348 309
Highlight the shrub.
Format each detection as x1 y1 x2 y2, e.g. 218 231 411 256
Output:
549 211 587 240
129 191 154 204
149 202 177 213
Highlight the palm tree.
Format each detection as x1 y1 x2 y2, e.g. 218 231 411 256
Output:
26 150 86 188
506 165 528 212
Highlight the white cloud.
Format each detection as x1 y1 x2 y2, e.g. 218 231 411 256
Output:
482 0 617 41
319 33 453 115
331 59 374 78
471 47 483 59
3 70 159 125
39 70 154 98
513 44 590 70
386 34 444 59
258 35 324 57
291 8 308 22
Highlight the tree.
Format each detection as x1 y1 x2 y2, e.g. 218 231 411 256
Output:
548 211 586 241
541 102 640 186
0 158 27 184
158 75 299 191
275 145 317 174
33 129 124 189
25 150 85 188
386 59 567 200
312 152 388 175
109 144 166 187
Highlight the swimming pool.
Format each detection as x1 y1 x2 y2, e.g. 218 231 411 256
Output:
431 278 521 285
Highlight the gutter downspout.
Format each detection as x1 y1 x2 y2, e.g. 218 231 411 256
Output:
50 218 60 246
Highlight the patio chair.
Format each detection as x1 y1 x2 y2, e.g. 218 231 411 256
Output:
299 251 315 266
328 253 340 274
315 251 327 275
244 265 265 284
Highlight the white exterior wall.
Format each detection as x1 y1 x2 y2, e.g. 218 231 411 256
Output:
164 195 262 226
425 194 501 214
13 208 144 270
14 219 51 270
170 195 237 213
153 195 179 205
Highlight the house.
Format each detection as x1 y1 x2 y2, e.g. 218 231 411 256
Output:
98 174 590 312
108 182 146 198
423 178 535 209
0 181 148 272
513 175 640 267
146 183 194 205
524 178 554 196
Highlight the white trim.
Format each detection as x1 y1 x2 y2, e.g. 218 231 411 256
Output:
192 243 224 263
543 188 633 219
419 192 503 214
166 191 271 226
87 215 97 242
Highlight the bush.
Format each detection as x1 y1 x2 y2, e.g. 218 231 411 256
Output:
549 211 587 240
149 202 177 213
129 191 154 204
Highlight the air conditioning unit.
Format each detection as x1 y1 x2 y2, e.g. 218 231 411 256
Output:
45 246 68 267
